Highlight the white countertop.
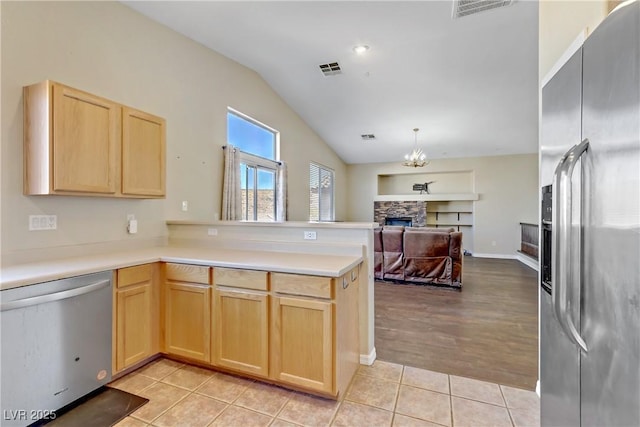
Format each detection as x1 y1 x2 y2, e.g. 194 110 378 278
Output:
0 246 363 291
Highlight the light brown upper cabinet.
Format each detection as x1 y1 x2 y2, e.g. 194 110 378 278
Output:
122 108 165 196
23 80 165 198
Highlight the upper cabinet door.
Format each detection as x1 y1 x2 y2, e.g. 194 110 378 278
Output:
122 108 166 197
24 80 166 198
52 83 119 194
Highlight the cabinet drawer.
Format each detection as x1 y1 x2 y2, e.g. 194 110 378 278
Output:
117 264 153 289
214 268 268 291
165 263 210 284
272 273 333 299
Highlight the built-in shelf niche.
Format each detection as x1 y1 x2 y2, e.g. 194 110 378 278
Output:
377 170 473 196
425 200 474 253
375 170 475 253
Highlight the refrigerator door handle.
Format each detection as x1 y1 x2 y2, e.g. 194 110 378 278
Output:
552 138 590 353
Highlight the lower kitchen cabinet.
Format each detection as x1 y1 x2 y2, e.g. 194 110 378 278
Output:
120 261 360 399
270 267 360 397
271 295 333 393
213 288 269 377
212 267 270 377
114 264 158 373
164 263 211 362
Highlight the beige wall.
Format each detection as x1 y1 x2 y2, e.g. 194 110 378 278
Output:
539 0 614 81
0 1 346 263
347 154 539 256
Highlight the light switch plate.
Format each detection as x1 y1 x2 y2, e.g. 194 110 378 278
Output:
29 215 57 231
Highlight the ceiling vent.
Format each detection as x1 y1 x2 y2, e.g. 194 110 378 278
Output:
319 62 342 77
453 0 513 18
361 134 376 141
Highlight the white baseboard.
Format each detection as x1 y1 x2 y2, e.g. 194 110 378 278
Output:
516 252 539 271
472 253 516 259
473 252 539 272
360 347 377 365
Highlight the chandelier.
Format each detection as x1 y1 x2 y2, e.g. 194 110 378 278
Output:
403 128 429 167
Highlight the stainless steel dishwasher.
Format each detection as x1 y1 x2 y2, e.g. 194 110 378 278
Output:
1 271 113 426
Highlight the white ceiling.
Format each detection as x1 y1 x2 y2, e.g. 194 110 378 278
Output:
124 1 539 165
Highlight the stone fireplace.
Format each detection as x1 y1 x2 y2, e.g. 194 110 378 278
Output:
373 200 427 227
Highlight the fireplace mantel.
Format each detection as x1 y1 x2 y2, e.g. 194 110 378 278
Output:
374 193 479 202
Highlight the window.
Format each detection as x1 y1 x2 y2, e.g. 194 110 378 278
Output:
227 110 281 221
309 163 334 222
227 110 277 160
239 161 277 221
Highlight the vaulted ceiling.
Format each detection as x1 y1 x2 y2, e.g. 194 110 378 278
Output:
124 1 539 164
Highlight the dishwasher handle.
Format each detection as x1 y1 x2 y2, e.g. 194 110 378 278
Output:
0 279 111 312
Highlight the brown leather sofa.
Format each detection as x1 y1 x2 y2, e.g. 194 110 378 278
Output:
374 226 463 288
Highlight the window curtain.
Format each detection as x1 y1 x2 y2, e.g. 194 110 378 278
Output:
276 161 287 221
221 145 241 220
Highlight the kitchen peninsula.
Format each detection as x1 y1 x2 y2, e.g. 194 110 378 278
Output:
0 220 376 399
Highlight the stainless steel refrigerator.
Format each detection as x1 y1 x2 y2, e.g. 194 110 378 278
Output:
540 1 640 426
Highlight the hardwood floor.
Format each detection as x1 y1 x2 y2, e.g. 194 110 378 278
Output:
374 256 538 391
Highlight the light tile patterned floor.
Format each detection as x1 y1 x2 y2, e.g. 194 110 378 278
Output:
110 358 540 427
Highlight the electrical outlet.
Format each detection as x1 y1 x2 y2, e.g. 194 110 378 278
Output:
127 219 138 234
491 240 497 247
181 201 189 212
208 228 218 236
303 231 317 240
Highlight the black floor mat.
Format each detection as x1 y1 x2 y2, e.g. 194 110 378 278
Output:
30 387 148 427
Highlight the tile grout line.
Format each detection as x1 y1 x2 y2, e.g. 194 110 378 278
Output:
449 374 454 427
499 385 516 427
389 364 405 427
326 399 342 426
262 385 292 425
202 393 231 427
130 377 192 426
142 363 214 425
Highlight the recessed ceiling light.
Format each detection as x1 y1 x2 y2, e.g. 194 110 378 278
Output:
353 45 370 54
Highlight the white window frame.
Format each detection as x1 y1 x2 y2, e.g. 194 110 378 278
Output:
228 107 280 160
238 151 279 221
227 108 283 222
309 162 335 222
